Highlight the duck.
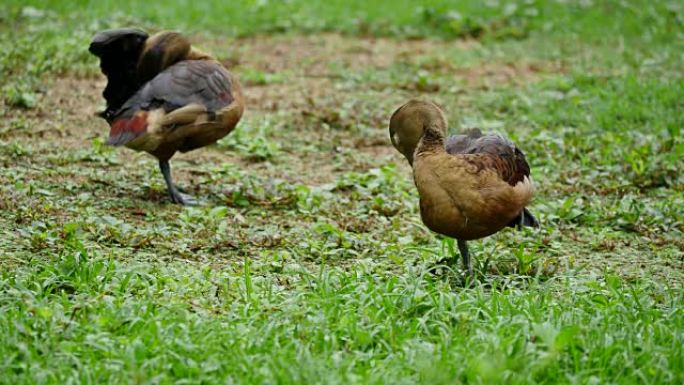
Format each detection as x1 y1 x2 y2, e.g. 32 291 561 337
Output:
389 100 539 276
89 29 245 204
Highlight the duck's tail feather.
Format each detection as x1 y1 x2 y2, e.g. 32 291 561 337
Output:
108 112 149 146
508 207 540 229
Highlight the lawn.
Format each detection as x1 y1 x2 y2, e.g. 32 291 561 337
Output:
0 0 683 384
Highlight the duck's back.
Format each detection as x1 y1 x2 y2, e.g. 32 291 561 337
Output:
107 60 244 155
445 128 531 187
119 60 236 116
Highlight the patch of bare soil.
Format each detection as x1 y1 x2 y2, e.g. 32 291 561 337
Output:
206 33 469 74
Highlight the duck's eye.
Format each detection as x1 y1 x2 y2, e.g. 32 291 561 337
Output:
392 132 401 146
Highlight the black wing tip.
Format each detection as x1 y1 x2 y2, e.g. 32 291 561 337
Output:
515 148 531 177
522 207 540 228
507 207 540 229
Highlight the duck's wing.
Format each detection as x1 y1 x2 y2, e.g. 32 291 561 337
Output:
445 128 483 154
445 129 539 228
107 60 238 146
446 129 530 187
126 60 235 113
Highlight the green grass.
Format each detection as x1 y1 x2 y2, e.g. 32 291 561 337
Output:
7 0 679 39
1 0 683 384
2 250 682 384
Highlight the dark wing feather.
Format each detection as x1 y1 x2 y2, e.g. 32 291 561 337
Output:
444 128 483 154
446 129 530 187
108 61 235 146
116 60 235 118
89 29 149 118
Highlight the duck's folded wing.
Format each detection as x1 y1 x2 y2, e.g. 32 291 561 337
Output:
450 145 537 228
108 61 237 146
447 130 538 227
133 60 235 113
452 148 530 187
445 128 483 154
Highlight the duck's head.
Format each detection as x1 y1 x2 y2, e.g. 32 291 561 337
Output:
137 31 192 84
389 100 448 165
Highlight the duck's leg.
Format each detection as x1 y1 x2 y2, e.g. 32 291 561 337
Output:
457 239 473 276
159 160 196 205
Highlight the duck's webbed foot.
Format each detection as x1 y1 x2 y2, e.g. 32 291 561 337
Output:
169 189 197 206
159 160 197 206
430 239 473 280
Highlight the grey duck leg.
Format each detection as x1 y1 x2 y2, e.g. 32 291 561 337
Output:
159 160 196 205
458 239 473 277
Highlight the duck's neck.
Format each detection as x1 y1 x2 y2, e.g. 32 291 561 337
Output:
415 125 445 157
186 47 213 61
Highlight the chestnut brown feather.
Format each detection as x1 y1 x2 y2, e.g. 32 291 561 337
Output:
137 31 192 85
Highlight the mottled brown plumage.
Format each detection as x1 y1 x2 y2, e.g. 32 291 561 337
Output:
389 100 538 276
89 29 245 204
445 129 531 187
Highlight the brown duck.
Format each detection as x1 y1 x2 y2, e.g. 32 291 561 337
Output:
89 29 244 204
389 100 539 275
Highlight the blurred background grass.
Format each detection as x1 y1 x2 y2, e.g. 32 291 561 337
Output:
1 0 681 107
4 0 682 40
